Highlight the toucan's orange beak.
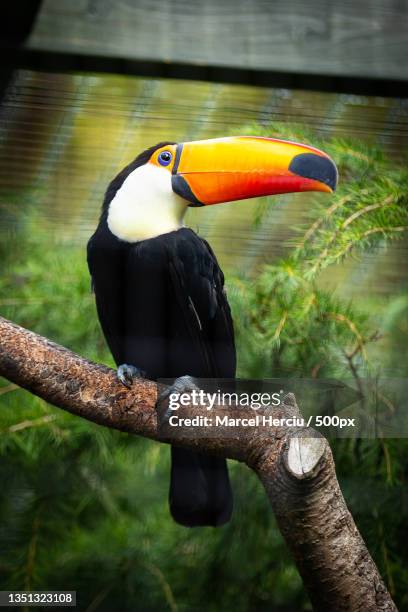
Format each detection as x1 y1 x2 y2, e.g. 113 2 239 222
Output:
171 136 338 206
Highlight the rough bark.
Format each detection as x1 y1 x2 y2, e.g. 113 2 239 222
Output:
0 315 397 612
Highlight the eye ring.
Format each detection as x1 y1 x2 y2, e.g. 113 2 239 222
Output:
158 150 172 166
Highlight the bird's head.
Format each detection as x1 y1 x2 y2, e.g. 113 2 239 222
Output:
105 136 337 241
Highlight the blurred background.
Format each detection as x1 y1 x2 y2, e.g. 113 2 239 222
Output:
0 2 407 611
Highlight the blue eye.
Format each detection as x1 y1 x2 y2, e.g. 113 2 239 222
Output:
158 150 172 166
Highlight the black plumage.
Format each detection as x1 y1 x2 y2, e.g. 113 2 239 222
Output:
87 144 236 527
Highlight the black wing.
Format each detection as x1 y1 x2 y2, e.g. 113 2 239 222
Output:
165 228 236 379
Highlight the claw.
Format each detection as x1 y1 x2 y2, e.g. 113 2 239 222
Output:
158 375 199 403
117 364 146 388
157 375 200 422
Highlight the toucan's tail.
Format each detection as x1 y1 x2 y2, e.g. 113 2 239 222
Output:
169 447 233 527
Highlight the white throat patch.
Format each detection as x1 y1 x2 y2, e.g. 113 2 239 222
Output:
107 164 188 242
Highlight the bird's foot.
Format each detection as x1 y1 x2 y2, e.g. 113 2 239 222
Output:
158 375 199 404
157 375 199 421
117 364 146 388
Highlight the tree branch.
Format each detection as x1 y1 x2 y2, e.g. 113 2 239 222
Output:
0 315 397 611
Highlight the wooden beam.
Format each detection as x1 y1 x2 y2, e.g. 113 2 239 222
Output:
8 47 407 98
23 0 408 92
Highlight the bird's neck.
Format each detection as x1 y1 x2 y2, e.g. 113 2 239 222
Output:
107 165 188 242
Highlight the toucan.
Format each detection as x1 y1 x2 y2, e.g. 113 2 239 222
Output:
87 136 337 528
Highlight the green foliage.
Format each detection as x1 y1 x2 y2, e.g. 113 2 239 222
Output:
1 122 408 610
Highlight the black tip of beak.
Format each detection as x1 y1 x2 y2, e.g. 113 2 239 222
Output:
289 153 338 191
